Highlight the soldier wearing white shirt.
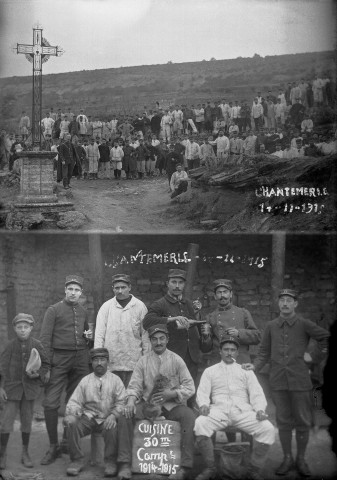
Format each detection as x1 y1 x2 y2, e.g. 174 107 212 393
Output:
109 117 118 136
93 117 103 139
301 114 313 133
161 110 172 142
64 348 132 478
231 101 241 125
41 113 55 136
194 104 205 133
110 140 124 179
170 163 188 198
59 116 70 139
194 335 275 480
86 138 100 179
252 100 264 129
172 106 183 135
272 143 284 158
76 110 88 124
274 99 286 127
19 111 30 140
94 274 148 387
283 142 299 160
189 138 201 170
210 130 229 167
49 108 57 121
277 91 287 106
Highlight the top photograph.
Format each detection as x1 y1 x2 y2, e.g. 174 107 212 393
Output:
0 0 336 233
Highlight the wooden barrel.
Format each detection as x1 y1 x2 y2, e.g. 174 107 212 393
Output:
132 420 181 475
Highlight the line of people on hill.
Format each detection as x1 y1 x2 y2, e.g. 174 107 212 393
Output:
13 73 335 142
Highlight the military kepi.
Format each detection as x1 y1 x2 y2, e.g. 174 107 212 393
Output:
168 269 186 280
112 274 131 285
12 313 35 326
148 324 169 338
213 279 233 291
90 348 109 360
65 275 83 288
219 334 240 348
279 289 298 299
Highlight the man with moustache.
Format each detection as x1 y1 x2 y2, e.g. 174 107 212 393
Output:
94 274 149 387
123 324 195 480
40 275 93 465
143 269 212 384
194 335 275 480
64 348 132 478
242 289 329 477
205 279 260 365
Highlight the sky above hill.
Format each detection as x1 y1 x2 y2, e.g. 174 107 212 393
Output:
0 0 335 78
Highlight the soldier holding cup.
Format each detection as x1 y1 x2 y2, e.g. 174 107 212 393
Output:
204 279 261 364
143 269 212 385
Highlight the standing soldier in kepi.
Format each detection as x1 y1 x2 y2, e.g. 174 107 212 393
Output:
205 279 261 365
143 269 212 390
39 275 93 465
243 289 329 477
57 133 75 189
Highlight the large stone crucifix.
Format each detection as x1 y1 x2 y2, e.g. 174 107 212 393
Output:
15 24 63 149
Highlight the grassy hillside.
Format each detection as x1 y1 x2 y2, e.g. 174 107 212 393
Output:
0 50 335 129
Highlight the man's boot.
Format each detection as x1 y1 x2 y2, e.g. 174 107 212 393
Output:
276 455 294 475
247 442 270 480
276 430 294 475
117 462 132 479
21 446 34 468
104 461 117 477
195 436 217 480
295 430 311 477
0 446 7 470
40 444 60 465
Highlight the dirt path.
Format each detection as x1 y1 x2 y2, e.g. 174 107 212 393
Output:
69 176 202 233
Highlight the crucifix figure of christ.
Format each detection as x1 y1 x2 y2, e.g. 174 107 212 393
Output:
15 24 64 150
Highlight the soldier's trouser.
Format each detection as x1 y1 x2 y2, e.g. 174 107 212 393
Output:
67 414 132 463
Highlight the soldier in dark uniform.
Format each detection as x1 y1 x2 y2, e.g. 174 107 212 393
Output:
243 289 329 477
57 133 75 189
205 279 261 365
39 275 93 465
143 269 212 385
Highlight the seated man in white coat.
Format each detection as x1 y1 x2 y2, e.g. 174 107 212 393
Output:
94 274 149 387
194 335 275 480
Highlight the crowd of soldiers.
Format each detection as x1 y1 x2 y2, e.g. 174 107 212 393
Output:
0 270 330 480
1 77 336 194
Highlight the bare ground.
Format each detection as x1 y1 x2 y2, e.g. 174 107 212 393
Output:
2 415 336 480
70 176 202 233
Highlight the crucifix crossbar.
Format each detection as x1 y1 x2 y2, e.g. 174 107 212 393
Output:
15 25 63 149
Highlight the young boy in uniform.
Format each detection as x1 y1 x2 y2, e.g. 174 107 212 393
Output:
0 313 50 469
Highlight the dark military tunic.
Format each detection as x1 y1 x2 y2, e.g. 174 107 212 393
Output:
206 304 261 364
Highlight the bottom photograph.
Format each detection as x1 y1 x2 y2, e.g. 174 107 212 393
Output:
0 232 336 480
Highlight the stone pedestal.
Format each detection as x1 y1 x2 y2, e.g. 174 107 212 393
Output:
17 150 58 204
14 150 74 213
5 150 76 229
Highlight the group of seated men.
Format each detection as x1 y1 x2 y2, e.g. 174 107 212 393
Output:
0 269 330 480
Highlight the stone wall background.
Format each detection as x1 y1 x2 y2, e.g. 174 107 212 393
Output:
0 233 335 354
